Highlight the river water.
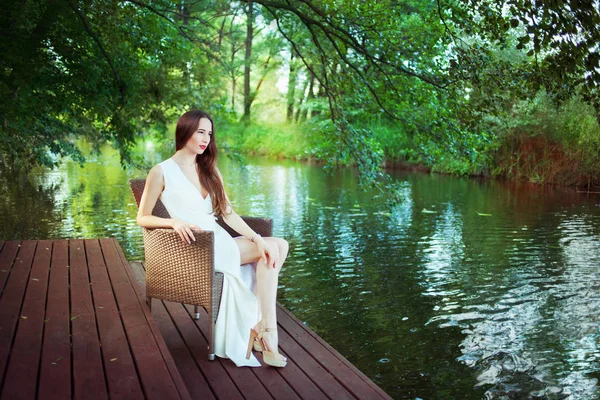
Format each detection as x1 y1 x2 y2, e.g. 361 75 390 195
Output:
1 146 600 399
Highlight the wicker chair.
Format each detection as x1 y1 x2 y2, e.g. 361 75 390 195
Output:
129 179 272 360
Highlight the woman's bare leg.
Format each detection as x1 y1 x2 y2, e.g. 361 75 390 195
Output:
235 236 289 354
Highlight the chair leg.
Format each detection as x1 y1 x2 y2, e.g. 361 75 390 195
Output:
208 308 215 361
146 296 152 312
194 305 200 320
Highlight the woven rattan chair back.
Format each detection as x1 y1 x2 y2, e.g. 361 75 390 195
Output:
129 179 171 219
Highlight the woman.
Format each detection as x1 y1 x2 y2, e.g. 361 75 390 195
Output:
136 109 289 368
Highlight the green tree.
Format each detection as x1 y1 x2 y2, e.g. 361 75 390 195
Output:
2 0 599 198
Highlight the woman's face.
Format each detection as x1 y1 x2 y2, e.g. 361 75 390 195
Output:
186 117 212 155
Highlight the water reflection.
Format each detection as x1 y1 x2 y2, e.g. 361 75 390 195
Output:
0 168 60 240
1 148 600 399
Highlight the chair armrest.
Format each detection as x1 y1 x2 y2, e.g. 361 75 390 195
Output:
215 216 273 238
142 227 216 306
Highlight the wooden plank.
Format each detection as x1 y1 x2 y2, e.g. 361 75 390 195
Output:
183 286 332 399
107 240 192 400
183 304 288 400
129 262 215 400
274 323 355 400
134 261 339 400
276 307 387 400
2 240 53 399
38 240 71 399
133 261 321 400
69 239 109 400
182 303 274 400
162 300 244 399
115 256 191 400
0 241 22 296
217 358 274 400
0 241 35 386
99 238 183 400
131 261 246 399
85 239 144 400
270 350 328 400
246 358 302 400
129 261 390 400
278 306 393 400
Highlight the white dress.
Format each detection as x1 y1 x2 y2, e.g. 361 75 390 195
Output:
158 158 261 367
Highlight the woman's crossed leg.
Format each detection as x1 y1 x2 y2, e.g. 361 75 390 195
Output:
234 236 289 361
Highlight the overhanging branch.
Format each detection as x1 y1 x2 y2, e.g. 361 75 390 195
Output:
66 0 126 106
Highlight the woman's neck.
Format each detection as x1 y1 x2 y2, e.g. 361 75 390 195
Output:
172 150 197 166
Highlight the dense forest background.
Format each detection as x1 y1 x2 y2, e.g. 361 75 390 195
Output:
1 0 599 198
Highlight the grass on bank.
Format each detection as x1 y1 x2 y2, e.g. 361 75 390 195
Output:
219 121 309 160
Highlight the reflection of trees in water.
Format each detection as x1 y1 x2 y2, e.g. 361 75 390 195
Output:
457 284 556 398
58 158 144 258
409 175 599 398
0 148 145 257
0 169 61 240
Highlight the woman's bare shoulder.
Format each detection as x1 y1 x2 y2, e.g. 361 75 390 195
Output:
146 164 165 188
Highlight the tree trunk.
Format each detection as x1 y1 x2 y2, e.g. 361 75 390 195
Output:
180 1 191 88
300 69 315 121
218 16 227 49
312 78 326 117
295 69 310 123
286 48 297 123
180 1 189 25
242 0 253 123
231 75 236 111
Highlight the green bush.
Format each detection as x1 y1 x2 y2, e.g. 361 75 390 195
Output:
490 89 600 187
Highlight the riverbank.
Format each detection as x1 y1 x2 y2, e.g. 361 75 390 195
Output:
219 120 600 193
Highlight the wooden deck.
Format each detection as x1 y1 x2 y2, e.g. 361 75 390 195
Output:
129 261 392 400
0 238 392 400
0 239 190 400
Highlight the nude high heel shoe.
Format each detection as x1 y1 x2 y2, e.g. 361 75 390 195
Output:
253 337 263 352
246 326 260 360
245 325 287 368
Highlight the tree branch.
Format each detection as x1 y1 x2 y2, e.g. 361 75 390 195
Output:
245 0 445 87
66 0 126 106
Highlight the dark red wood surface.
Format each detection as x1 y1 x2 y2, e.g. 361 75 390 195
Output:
38 240 71 399
69 239 108 400
0 239 190 400
2 240 52 399
129 261 393 400
0 238 391 400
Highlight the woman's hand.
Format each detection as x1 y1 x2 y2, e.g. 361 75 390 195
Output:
171 219 202 244
256 238 279 269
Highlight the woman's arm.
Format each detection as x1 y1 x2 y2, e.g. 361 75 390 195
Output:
136 165 176 229
137 165 202 244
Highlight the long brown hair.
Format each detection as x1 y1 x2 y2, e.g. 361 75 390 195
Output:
175 110 231 217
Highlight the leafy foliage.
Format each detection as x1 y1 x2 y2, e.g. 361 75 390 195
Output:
0 0 219 170
1 0 599 194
